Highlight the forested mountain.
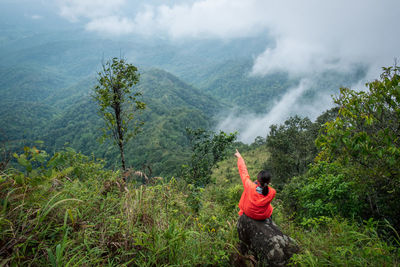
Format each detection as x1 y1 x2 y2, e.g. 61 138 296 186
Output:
0 28 367 176
0 23 273 176
1 67 225 177
0 2 372 178
195 58 367 114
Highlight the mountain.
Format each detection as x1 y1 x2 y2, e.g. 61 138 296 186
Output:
39 69 225 177
0 22 368 173
194 59 295 113
194 58 367 114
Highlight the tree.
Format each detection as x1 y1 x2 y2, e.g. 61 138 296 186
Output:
315 65 400 226
183 128 236 187
92 57 146 171
264 109 338 188
265 116 315 187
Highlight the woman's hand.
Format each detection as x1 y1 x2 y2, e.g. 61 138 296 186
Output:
234 149 242 158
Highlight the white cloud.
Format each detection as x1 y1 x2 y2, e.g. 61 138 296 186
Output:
31 14 43 20
58 0 134 35
128 0 399 77
56 0 400 75
140 0 268 39
58 0 126 22
137 0 399 142
85 16 134 35
216 79 315 143
250 0 400 78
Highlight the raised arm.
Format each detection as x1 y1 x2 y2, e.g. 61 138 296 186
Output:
235 149 251 188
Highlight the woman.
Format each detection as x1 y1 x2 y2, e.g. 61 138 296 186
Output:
235 149 276 220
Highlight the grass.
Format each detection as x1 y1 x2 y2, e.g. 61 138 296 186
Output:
0 150 240 266
1 146 399 266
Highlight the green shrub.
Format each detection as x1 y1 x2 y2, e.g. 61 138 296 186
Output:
282 161 364 220
287 217 400 266
316 66 400 227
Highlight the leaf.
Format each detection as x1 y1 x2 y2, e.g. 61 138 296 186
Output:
46 248 56 267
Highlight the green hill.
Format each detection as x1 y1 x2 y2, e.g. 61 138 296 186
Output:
194 59 367 114
38 69 225 177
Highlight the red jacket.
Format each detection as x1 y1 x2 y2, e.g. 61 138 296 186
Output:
237 156 276 220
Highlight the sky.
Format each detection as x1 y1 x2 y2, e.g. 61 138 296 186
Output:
3 0 400 142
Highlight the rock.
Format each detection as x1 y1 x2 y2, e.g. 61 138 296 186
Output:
237 214 299 266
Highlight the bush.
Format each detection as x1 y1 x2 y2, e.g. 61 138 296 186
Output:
182 128 236 187
287 217 400 266
316 66 400 228
282 161 364 220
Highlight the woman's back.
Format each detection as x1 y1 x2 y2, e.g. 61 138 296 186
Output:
235 150 276 220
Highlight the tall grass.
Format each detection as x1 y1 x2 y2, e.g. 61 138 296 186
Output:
272 201 400 266
0 151 239 266
1 147 399 266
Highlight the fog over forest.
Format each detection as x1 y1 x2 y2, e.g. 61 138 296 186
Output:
1 0 399 143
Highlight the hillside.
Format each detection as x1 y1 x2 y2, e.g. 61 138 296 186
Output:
1 127 398 266
195 58 367 114
38 69 225 177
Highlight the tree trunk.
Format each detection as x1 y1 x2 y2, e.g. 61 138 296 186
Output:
114 90 126 172
118 137 126 172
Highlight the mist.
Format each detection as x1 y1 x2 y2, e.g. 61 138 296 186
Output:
53 0 399 76
216 78 336 143
3 0 399 143
50 0 400 142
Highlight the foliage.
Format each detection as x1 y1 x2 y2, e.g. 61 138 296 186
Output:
2 140 399 266
316 66 400 227
265 116 314 186
0 136 13 171
182 128 237 187
286 216 400 267
92 57 146 170
264 110 337 187
0 147 240 266
281 161 363 220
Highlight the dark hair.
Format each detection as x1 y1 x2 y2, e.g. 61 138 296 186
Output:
257 170 271 196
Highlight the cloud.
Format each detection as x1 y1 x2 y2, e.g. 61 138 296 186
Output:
128 0 399 77
55 0 399 75
132 0 268 39
31 14 43 20
216 79 317 143
55 0 400 74
135 0 399 142
85 16 134 35
58 0 126 22
58 0 135 35
250 1 400 78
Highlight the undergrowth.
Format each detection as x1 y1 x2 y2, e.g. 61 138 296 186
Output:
273 200 400 267
0 147 399 266
0 147 239 266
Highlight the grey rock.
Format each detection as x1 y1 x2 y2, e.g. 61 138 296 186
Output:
237 214 299 266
